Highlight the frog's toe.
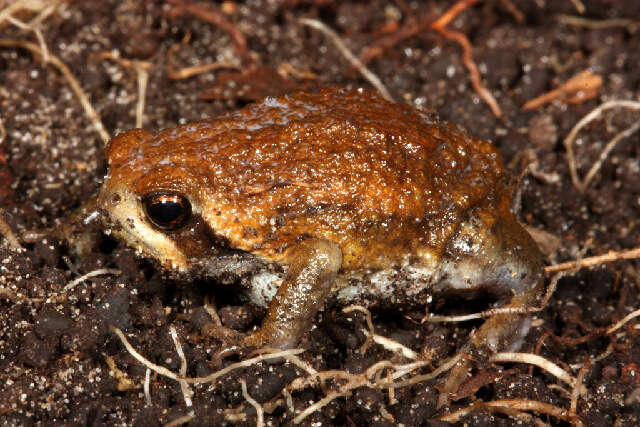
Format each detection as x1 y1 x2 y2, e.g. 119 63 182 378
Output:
202 322 246 348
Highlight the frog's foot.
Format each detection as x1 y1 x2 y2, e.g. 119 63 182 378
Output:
202 324 257 368
206 238 342 363
203 322 245 347
244 238 342 349
437 294 538 407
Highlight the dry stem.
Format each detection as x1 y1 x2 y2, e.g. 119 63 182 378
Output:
490 352 578 389
99 53 153 128
298 18 393 102
169 326 193 408
167 44 240 79
556 14 640 33
240 379 265 427
430 0 502 117
606 307 640 334
544 247 640 274
522 70 602 111
439 399 584 425
163 414 195 427
144 368 152 406
343 305 375 354
0 39 110 144
564 100 640 193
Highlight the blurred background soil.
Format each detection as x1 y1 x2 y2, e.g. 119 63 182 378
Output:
1 0 639 425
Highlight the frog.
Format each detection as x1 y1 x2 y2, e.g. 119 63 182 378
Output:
96 87 544 365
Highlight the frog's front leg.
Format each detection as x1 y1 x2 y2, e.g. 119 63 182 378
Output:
436 210 544 404
244 238 343 349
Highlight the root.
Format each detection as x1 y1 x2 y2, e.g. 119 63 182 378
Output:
430 0 502 117
240 379 264 427
439 398 584 425
0 39 110 144
563 99 640 193
298 18 393 102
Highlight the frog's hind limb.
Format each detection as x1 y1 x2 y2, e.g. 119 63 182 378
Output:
244 238 343 349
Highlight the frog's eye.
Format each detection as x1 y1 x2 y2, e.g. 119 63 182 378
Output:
142 192 191 230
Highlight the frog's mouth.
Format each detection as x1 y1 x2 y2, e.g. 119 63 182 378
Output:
98 184 191 272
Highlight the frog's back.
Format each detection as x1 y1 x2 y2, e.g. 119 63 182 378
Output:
106 87 504 269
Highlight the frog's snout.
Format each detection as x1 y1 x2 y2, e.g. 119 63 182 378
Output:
438 209 544 301
488 213 544 298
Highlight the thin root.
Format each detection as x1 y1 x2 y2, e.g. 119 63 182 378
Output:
430 0 502 117
563 99 640 193
167 43 240 79
490 352 580 390
240 380 265 427
99 53 153 128
544 246 640 274
439 398 584 425
522 70 602 111
299 18 393 102
556 14 640 33
0 39 110 144
169 326 193 408
606 307 640 335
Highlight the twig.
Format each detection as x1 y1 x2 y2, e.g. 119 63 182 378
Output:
498 0 524 23
185 349 305 384
606 307 640 334
0 0 60 62
282 388 295 416
363 329 418 360
299 18 393 102
563 99 640 193
293 377 364 424
0 115 6 144
570 359 590 414
99 53 153 128
556 14 640 33
544 247 640 274
358 9 430 65
581 119 640 191
430 0 502 117
240 380 264 427
166 0 252 65
290 355 457 423
163 414 195 427
167 44 240 79
203 294 222 326
439 399 583 425
0 39 110 145
134 63 150 129
144 368 152 406
378 353 462 389
522 70 602 111
110 325 183 381
490 352 578 389
112 324 306 386
343 305 375 354
169 326 193 408
45 268 121 303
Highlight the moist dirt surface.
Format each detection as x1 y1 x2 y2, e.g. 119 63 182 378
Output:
1 1 640 426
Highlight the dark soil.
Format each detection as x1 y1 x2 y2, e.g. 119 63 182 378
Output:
1 0 640 425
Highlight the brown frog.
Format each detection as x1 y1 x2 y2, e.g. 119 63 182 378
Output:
97 87 543 356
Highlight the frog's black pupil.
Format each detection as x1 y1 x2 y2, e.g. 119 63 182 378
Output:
142 193 191 230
